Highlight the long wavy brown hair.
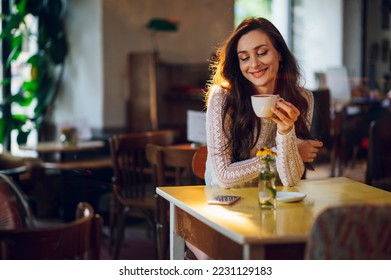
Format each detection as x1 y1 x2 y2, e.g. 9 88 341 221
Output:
206 17 313 162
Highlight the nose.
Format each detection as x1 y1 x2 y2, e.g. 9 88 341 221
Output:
251 56 261 68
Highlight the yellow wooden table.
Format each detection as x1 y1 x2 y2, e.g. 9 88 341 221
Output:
156 177 391 260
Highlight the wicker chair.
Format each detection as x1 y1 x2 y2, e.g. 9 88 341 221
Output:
0 173 35 230
0 202 103 259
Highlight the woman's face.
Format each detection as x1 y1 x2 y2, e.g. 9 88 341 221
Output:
237 29 281 94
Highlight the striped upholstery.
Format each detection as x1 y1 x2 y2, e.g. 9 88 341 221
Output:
305 204 391 259
0 184 24 229
0 174 34 230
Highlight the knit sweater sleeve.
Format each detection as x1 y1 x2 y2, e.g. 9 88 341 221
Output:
276 89 314 186
204 85 263 188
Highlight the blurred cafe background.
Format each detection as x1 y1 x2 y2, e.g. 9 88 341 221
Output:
0 0 390 260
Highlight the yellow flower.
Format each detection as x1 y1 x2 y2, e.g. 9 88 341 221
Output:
257 147 277 181
256 147 277 159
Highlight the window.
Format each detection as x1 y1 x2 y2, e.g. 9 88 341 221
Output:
234 0 344 90
234 0 291 49
234 0 272 27
292 0 343 89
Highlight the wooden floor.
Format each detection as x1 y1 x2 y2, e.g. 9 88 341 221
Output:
306 159 367 183
100 221 156 260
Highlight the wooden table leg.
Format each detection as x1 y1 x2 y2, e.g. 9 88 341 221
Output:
170 203 185 260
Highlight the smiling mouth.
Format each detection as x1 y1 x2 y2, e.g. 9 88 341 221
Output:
250 68 266 78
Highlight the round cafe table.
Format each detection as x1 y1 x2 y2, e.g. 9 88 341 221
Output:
18 140 105 154
18 140 112 169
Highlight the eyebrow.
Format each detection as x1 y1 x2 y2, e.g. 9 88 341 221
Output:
237 44 267 55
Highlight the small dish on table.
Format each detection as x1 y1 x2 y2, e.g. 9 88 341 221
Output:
276 192 306 203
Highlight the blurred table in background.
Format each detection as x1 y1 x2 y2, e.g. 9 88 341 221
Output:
19 140 112 221
19 140 106 161
331 98 385 176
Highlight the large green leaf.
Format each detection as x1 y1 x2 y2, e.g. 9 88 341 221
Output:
7 34 23 65
11 113 29 123
27 52 49 69
7 88 35 107
22 80 39 93
15 0 28 15
34 76 56 115
0 13 23 40
0 78 11 86
27 53 50 84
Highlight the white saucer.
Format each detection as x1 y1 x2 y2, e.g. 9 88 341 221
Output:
276 192 307 203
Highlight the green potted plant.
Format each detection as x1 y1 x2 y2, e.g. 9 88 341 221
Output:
0 0 68 150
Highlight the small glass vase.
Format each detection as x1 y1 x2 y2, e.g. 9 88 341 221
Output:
258 160 277 209
60 127 78 146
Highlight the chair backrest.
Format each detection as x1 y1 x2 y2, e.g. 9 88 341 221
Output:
146 143 199 186
192 145 207 180
310 89 332 150
366 116 391 189
145 143 199 260
0 173 35 230
0 202 103 260
305 204 391 259
109 130 176 200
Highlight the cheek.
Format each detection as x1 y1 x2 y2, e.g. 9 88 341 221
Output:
265 55 280 71
239 61 248 75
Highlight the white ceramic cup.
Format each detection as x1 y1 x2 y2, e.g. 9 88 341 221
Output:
251 94 278 118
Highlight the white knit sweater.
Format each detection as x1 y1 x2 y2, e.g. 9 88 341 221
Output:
204 85 314 188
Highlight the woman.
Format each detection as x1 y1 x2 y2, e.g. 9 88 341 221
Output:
186 17 323 259
204 17 323 189
186 15 323 259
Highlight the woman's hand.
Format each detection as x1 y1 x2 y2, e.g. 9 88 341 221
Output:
269 99 300 134
296 138 324 162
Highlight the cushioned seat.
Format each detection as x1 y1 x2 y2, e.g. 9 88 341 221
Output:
305 204 391 259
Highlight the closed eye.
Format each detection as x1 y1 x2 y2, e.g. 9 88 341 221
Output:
239 56 249 61
257 50 267 56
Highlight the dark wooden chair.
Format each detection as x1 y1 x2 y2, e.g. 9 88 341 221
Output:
310 89 335 175
0 202 103 259
0 173 35 230
146 143 200 186
108 130 177 259
365 116 391 191
145 143 199 259
311 89 332 151
305 204 391 259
